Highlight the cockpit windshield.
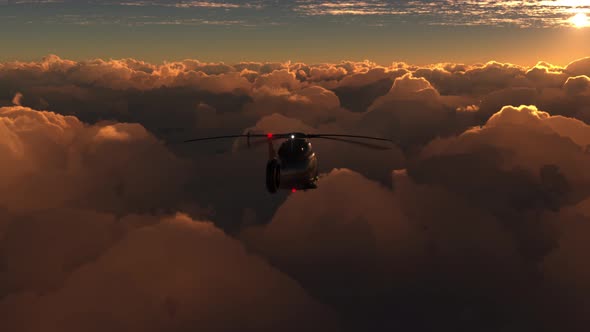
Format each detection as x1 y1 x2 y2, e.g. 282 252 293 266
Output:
278 139 311 161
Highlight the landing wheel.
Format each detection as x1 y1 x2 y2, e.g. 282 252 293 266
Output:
266 159 280 193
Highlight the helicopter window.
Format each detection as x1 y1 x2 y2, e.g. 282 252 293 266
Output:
278 139 310 161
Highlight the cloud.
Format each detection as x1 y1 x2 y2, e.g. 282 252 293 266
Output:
0 209 124 298
358 73 453 149
241 169 422 329
11 92 23 106
119 1 262 9
240 166 571 330
420 105 590 209
308 65 348 82
2 56 590 331
242 169 420 281
0 106 188 214
1 213 338 332
3 56 590 225
240 103 590 330
246 84 358 129
564 75 590 96
6 1 590 28
0 55 251 93
414 61 536 96
253 69 301 92
3 55 590 226
3 55 588 134
386 72 440 99
540 205 590 330
566 57 590 77
292 1 590 27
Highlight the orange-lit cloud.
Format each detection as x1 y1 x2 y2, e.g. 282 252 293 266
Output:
1 213 338 332
2 55 590 331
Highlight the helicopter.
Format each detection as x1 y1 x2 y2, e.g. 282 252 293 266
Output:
184 132 394 193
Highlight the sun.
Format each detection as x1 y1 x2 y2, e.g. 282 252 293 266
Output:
569 12 590 28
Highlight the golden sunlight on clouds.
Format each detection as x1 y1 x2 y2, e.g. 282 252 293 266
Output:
569 12 590 28
95 125 131 141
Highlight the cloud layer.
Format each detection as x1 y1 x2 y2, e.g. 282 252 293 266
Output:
2 55 590 331
1 213 338 332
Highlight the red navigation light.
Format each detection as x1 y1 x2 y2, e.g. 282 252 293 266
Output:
291 188 297 193
267 133 273 139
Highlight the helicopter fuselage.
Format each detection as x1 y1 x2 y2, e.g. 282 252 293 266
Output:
266 138 319 193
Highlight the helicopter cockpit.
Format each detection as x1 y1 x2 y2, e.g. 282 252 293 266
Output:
277 139 312 162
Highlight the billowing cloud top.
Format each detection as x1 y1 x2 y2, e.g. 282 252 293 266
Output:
2 55 590 331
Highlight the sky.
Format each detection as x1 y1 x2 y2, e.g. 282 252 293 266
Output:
2 2 590 332
1 0 590 65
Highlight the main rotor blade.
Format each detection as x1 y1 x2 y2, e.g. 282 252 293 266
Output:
183 134 268 143
314 136 393 150
183 133 395 148
308 134 394 143
231 136 273 152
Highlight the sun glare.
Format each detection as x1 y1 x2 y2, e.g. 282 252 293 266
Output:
569 12 590 28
